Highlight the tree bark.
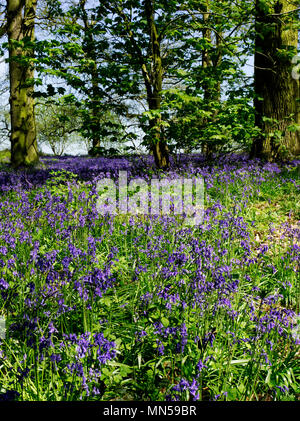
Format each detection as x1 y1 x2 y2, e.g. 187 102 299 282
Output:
201 1 222 158
251 0 300 161
7 0 39 167
144 0 169 169
103 0 169 168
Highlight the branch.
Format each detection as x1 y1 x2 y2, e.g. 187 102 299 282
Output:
105 3 153 95
0 22 7 38
157 13 189 42
268 7 300 17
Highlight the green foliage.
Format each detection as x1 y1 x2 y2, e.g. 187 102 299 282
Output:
0 149 10 163
35 98 82 155
89 146 120 157
1 0 298 159
26 0 260 156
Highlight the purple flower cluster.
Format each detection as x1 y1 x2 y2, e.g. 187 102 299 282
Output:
0 153 298 400
61 331 116 397
166 378 200 401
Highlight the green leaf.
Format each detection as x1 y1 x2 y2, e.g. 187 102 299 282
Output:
161 317 169 327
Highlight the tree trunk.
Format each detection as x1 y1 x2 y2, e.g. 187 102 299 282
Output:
251 0 300 160
144 0 169 169
201 1 222 159
148 91 169 169
79 0 101 151
7 0 38 167
90 77 101 150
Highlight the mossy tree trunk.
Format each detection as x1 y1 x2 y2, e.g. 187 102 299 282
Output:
251 0 300 160
7 0 38 167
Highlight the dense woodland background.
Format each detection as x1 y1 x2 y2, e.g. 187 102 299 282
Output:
0 0 299 167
